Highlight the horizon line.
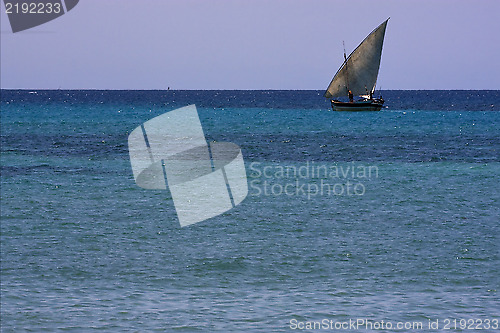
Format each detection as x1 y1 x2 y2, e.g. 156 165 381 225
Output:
2 88 499 92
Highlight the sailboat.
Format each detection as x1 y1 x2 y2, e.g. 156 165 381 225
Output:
324 19 389 111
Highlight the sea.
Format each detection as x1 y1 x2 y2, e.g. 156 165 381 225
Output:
1 90 499 332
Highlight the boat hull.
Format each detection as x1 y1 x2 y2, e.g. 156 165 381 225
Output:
331 99 384 111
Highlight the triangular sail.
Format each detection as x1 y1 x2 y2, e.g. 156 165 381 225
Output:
324 19 389 99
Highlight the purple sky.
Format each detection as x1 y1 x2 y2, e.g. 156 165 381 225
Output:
1 0 499 90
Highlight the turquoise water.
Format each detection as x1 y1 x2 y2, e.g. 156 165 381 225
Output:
1 90 499 331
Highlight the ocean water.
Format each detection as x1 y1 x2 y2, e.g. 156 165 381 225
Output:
1 90 499 332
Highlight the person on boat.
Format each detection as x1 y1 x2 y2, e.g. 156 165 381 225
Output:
348 90 353 102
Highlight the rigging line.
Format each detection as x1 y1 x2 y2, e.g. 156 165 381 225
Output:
343 41 350 96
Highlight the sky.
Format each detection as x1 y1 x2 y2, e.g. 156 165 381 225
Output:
1 0 499 90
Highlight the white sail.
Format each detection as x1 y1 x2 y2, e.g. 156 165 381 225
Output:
324 19 389 99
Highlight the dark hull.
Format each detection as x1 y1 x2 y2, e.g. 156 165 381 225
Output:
331 99 384 111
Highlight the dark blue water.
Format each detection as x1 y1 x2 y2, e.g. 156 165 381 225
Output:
1 90 499 332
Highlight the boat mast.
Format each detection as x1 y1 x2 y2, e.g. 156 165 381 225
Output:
343 41 353 102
